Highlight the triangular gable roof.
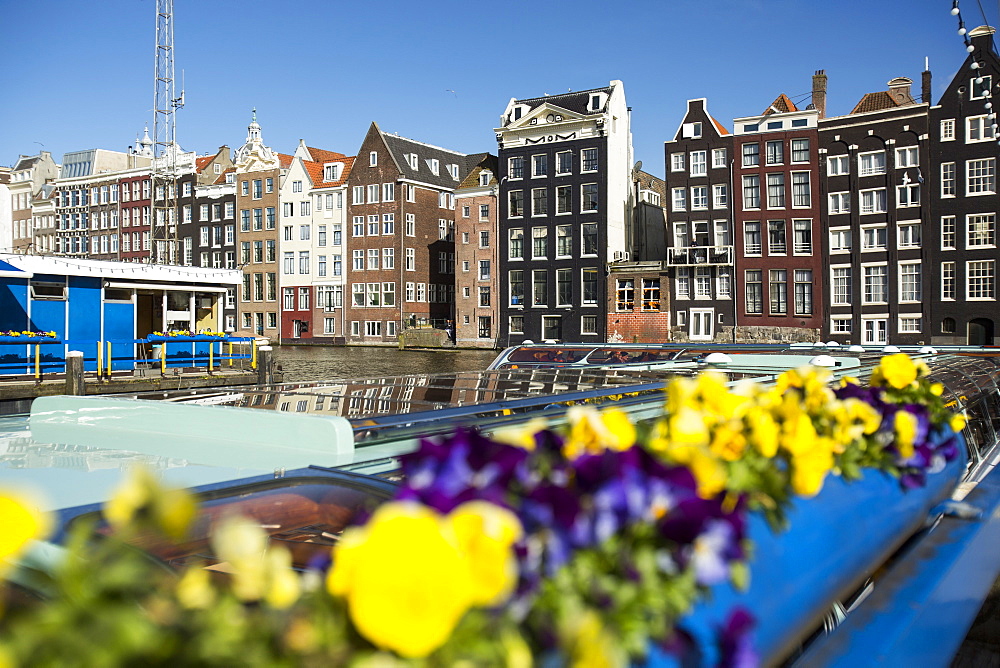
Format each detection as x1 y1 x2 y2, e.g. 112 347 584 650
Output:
504 100 589 131
195 155 215 172
670 99 730 141
762 94 798 116
12 155 41 172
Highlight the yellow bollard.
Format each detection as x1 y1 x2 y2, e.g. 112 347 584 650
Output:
160 342 166 374
97 341 103 377
34 344 40 379
209 342 214 371
107 341 112 376
228 341 233 367
251 340 257 369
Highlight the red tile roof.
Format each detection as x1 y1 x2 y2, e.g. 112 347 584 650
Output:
278 153 294 169
213 167 234 185
307 156 355 187
762 93 798 115
712 117 730 136
306 146 346 163
195 155 214 173
850 91 905 114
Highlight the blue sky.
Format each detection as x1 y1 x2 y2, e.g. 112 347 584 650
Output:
0 1 992 178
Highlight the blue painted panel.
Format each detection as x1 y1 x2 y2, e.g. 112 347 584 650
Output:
67 277 102 371
103 302 135 370
29 298 68 373
0 278 30 332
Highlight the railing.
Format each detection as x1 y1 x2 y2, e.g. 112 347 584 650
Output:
666 244 734 266
0 336 257 379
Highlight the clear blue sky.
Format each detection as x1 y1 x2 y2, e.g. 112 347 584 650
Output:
0 0 992 178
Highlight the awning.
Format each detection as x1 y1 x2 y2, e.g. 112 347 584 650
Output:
104 280 230 293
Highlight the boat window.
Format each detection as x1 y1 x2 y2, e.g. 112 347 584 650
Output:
588 348 673 365
505 347 591 364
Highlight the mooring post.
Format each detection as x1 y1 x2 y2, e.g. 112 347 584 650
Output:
257 346 273 385
66 351 85 396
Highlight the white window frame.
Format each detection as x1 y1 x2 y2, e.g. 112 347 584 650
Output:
898 261 922 303
827 154 849 176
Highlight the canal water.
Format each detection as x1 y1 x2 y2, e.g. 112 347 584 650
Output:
271 345 500 382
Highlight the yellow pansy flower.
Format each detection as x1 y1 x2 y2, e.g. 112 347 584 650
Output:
0 493 49 566
950 413 967 433
877 354 919 390
448 501 522 606
791 445 835 497
491 417 548 450
328 502 474 658
563 406 636 459
893 411 918 459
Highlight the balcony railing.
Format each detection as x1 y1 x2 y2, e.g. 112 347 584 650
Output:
666 244 734 266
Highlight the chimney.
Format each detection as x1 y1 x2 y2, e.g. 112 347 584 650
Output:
921 59 932 104
969 25 997 55
812 70 827 119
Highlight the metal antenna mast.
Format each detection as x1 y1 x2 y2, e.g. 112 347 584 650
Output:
151 0 184 264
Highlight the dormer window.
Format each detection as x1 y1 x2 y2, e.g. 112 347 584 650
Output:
369 151 378 167
324 164 340 181
511 104 530 123
408 154 418 170
590 95 601 110
682 122 703 139
226 173 235 184
479 171 492 186
449 164 459 179
214 164 222 174
430 159 439 176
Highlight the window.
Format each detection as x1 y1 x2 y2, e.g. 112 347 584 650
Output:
508 228 524 259
478 285 491 307
509 315 524 334
581 184 598 212
862 224 887 250
555 185 571 214
967 115 996 142
671 153 685 172
896 183 920 207
252 179 262 198
713 184 728 209
581 148 598 172
858 151 887 176
791 172 811 207
793 270 813 315
382 214 395 235
742 175 760 209
367 248 379 270
531 188 548 216
541 316 562 341
479 260 491 280
405 213 415 236
532 227 548 258
405 185 416 203
297 287 310 311
367 184 379 204
509 190 524 217
765 140 784 165
253 208 263 230
767 220 786 254
642 279 661 311
266 178 273 193
582 268 598 305
382 248 395 270
827 155 849 176
532 270 547 306
509 270 524 305
557 268 572 306
712 148 727 168
790 138 809 163
581 315 598 335
673 222 690 249
369 215 381 236
941 262 956 300
744 270 762 314
792 219 812 254
831 317 852 334
832 267 852 305
769 270 788 314
477 316 491 338
283 251 295 274
383 282 396 307
582 223 598 255
532 154 548 177
743 221 761 255
509 156 524 179
766 173 785 208
899 263 921 302
694 267 712 299
555 151 572 175
383 183 394 202
616 279 634 310
690 150 707 176
253 240 263 263
942 216 957 249
860 188 887 214
863 265 888 303
367 283 381 307
352 216 364 237
352 249 364 270
369 151 378 167
742 143 759 167
829 192 850 214
365 321 382 337
942 162 957 197
895 146 919 168
352 186 364 205
299 251 310 274
898 221 921 248
672 188 687 211
691 186 708 210
716 267 732 299
898 316 921 333
972 74 993 99
941 118 956 141
967 158 996 195
967 213 996 247
479 204 489 221
967 260 995 299
556 225 572 257
676 267 691 300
